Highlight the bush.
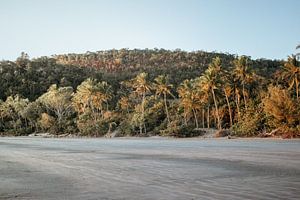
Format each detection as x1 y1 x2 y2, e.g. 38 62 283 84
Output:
38 113 55 132
215 129 231 137
232 102 266 137
160 120 205 137
77 114 108 136
263 86 300 131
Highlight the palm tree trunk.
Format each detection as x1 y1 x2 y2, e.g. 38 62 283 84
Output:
143 123 147 135
192 108 198 128
242 83 247 109
213 111 217 127
207 105 210 128
235 90 240 122
164 93 170 124
202 108 205 128
211 89 221 130
296 78 299 100
141 92 146 134
224 89 233 127
184 111 188 126
139 124 143 135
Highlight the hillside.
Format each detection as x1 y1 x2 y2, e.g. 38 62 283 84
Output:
53 49 281 75
0 49 281 102
1 49 297 138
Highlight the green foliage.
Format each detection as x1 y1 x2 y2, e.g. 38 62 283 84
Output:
0 95 31 135
232 101 266 137
76 112 113 136
160 121 205 138
262 86 300 134
280 56 300 99
38 85 76 134
38 113 55 132
1 49 299 138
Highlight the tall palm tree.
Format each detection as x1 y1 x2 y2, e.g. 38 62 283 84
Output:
193 78 210 128
233 56 252 109
131 73 152 134
153 75 174 125
223 85 233 127
221 69 234 127
281 56 300 99
199 57 223 130
96 81 112 112
234 87 241 122
72 79 112 120
178 80 201 128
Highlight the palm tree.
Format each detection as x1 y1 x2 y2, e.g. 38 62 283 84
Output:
96 81 112 112
199 57 223 130
281 56 300 99
118 96 130 114
153 75 174 125
221 68 234 127
223 85 233 127
178 80 202 128
72 79 112 120
233 56 252 109
131 73 152 134
234 87 241 122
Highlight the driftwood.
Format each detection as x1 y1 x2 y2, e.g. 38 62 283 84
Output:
258 129 279 138
227 135 237 139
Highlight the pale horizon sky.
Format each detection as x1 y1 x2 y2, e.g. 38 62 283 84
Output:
0 0 299 61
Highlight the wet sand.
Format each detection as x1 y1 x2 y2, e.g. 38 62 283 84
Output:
0 137 299 200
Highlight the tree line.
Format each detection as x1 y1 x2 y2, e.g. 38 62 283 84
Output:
0 49 299 138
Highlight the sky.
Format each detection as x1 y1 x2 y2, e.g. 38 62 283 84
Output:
0 0 299 60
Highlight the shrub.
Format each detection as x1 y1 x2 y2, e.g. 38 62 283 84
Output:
263 86 300 130
232 102 266 137
160 120 205 137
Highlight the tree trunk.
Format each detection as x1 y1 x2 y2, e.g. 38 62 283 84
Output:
202 109 205 128
143 123 147 135
213 111 217 127
192 108 198 128
57 112 62 131
139 124 143 135
106 102 109 111
207 105 210 128
211 89 221 130
235 90 240 122
296 78 299 100
242 83 247 109
224 89 233 127
183 110 188 126
164 93 170 124
141 92 146 134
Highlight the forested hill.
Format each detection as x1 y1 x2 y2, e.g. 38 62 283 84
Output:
0 49 281 101
53 49 281 75
53 49 235 71
1 49 299 138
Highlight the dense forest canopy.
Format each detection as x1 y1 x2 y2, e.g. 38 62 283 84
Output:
0 48 299 138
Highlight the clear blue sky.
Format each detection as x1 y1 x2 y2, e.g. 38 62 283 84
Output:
0 0 299 60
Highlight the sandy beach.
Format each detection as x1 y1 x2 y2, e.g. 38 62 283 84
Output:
0 137 299 200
